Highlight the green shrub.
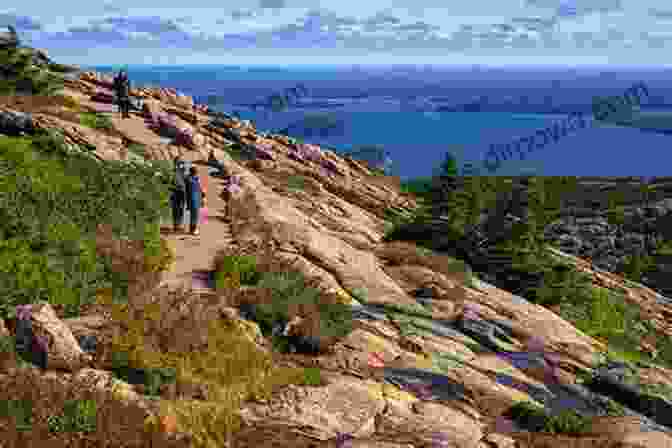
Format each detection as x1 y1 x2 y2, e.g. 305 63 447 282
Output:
522 258 593 307
48 63 78 73
0 133 172 318
110 350 177 397
0 399 33 431
128 143 147 158
286 175 305 191
47 399 97 433
252 271 353 343
558 288 654 366
80 112 113 130
224 143 246 161
400 176 434 197
0 45 64 96
301 367 322 386
543 410 591 435
505 402 591 435
505 401 547 432
109 298 315 448
214 255 261 288
59 94 81 111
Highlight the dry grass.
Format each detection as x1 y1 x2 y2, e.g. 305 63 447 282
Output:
0 366 187 448
94 224 168 304
86 222 337 447
212 224 353 354
92 282 315 448
375 241 473 286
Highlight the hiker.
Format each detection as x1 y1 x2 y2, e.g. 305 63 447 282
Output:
186 165 207 236
170 156 188 232
207 149 228 177
113 69 131 118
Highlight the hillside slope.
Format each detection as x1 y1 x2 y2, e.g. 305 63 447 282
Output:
2 56 672 448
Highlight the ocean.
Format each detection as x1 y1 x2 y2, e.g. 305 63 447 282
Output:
86 65 672 180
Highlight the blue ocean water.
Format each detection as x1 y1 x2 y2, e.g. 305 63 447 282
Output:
87 64 672 179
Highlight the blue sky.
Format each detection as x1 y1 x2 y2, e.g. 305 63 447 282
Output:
2 0 672 66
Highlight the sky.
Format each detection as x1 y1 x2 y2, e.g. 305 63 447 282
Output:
2 0 672 66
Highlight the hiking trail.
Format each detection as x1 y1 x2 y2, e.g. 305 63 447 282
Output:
68 89 237 293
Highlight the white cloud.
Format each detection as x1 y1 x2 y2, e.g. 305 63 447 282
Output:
0 0 661 65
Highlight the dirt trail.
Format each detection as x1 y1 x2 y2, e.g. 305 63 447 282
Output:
70 91 237 292
158 157 236 292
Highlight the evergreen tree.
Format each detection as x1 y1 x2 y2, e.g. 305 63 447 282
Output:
0 33 63 96
605 189 627 236
439 151 458 177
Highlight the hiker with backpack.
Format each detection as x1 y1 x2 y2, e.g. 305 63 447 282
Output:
171 156 188 232
186 166 207 236
113 69 131 118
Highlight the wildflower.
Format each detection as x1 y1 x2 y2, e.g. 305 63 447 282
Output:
367 352 385 368
462 302 481 320
335 432 354 448
255 143 275 160
493 416 517 434
320 158 338 174
15 304 32 321
159 412 178 435
429 431 451 447
33 333 49 352
526 336 546 354
405 382 434 400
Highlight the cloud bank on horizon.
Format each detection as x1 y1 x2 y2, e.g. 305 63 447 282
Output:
0 0 670 66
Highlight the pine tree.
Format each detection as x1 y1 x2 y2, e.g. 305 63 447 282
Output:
439 151 458 177
0 32 63 96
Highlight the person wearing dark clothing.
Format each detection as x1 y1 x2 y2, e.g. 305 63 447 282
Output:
171 157 188 232
113 70 131 118
207 149 228 178
185 166 206 236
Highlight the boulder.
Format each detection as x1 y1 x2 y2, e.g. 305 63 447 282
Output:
164 106 199 125
142 98 163 118
15 301 92 371
238 374 386 440
0 318 16 372
80 71 115 90
0 25 18 49
0 108 35 136
90 91 116 104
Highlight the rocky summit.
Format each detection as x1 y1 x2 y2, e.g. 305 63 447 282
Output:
3 53 672 448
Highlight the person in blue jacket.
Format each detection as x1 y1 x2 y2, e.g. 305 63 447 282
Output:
185 166 206 235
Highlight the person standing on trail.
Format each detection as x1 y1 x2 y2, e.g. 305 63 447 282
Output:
207 149 229 178
171 156 188 233
113 69 131 118
185 165 207 236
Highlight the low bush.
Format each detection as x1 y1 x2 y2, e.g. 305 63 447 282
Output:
286 175 306 191
0 132 172 318
543 409 592 435
399 176 434 197
47 399 97 434
0 45 64 96
213 254 261 288
102 286 317 447
80 111 114 130
505 402 592 435
212 230 354 353
127 143 146 158
48 63 79 73
250 270 353 345
59 94 81 111
224 143 247 161
376 241 474 286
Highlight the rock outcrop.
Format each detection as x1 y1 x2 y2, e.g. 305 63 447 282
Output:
3 67 672 448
